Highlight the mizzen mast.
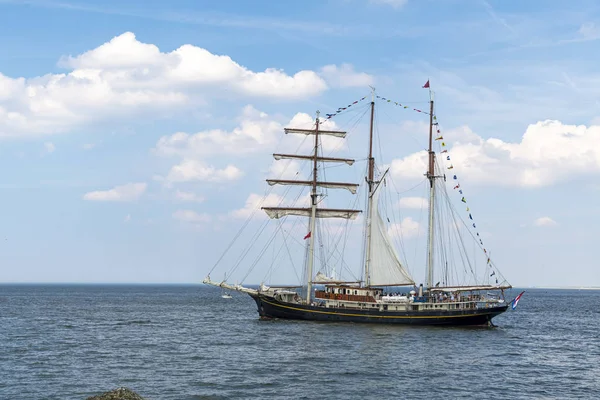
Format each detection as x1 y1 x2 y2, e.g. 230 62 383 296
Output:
426 90 436 290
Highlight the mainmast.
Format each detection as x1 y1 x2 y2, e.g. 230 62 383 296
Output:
361 88 415 289
426 92 435 290
364 88 376 287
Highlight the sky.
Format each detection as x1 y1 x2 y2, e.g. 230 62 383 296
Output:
1 0 599 287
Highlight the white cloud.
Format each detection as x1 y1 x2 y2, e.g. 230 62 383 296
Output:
390 151 428 181
44 142 55 153
231 193 285 219
174 190 205 203
82 143 97 150
533 216 558 227
0 31 340 137
319 64 374 88
438 125 481 144
164 160 243 183
0 69 186 137
390 120 600 188
172 209 211 224
154 105 281 158
268 159 305 180
388 217 421 239
154 105 345 159
154 105 346 185
231 192 312 219
370 0 408 9
124 214 131 223
59 32 162 70
83 182 147 202
398 196 427 209
60 32 327 99
578 22 600 41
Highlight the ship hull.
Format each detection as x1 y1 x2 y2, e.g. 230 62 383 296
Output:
250 294 507 326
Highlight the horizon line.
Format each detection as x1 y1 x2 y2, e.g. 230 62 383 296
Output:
1 282 599 290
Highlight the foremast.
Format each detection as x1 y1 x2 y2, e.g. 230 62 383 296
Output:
262 113 361 304
306 112 320 304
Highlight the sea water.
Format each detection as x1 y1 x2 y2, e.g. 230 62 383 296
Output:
1 285 598 399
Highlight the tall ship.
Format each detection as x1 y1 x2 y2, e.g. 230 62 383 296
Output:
204 84 512 325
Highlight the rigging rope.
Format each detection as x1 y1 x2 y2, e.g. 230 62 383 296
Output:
433 122 509 285
209 86 509 289
234 99 370 285
376 88 510 287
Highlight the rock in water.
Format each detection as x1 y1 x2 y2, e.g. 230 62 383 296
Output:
86 387 146 400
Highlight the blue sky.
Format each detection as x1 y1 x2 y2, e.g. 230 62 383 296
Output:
0 0 599 287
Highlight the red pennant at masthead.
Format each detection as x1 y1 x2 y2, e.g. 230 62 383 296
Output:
422 80 430 88
303 231 311 240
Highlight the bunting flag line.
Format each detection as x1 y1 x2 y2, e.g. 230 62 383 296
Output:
375 95 431 115
324 95 369 120
326 85 502 284
428 84 501 285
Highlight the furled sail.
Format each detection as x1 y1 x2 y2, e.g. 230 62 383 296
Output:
311 271 359 284
266 179 359 194
273 153 355 165
284 128 346 138
262 207 361 220
368 189 415 286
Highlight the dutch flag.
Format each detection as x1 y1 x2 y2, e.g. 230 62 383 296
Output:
511 291 525 310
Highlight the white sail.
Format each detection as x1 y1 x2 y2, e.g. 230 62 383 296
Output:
368 189 415 287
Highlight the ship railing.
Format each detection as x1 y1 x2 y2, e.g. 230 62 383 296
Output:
417 299 504 310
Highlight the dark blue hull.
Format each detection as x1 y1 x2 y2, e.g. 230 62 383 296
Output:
251 294 508 326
